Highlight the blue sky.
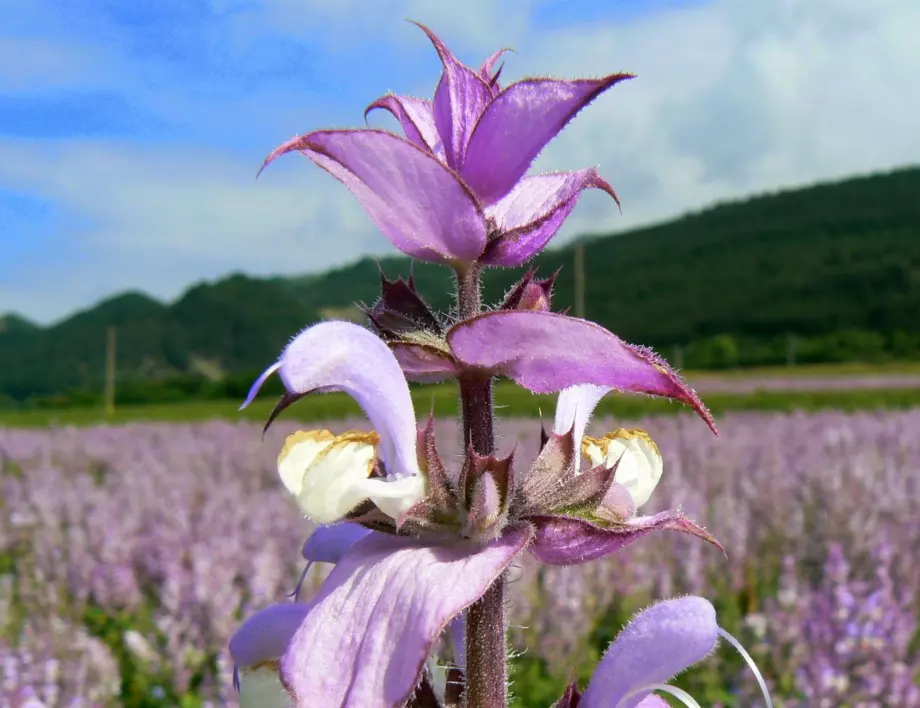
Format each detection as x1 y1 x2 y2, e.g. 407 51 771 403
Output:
2 0 919 324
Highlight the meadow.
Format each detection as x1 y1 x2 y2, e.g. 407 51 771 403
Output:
4 364 920 429
2 400 919 706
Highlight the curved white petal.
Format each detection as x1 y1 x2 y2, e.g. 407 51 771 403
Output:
552 384 611 471
279 431 427 524
277 430 337 496
238 664 293 708
583 429 663 509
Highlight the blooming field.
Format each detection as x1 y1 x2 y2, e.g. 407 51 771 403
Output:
2 411 919 706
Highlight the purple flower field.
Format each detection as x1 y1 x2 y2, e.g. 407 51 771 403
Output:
2 410 919 706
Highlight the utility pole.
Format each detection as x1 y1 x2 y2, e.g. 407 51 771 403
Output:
574 242 586 319
673 344 685 371
104 326 117 417
786 332 797 368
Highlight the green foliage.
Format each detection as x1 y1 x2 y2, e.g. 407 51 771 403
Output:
3 167 920 402
4 381 920 428
82 606 183 708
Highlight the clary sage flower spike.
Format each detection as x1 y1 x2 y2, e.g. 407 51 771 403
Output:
229 20 772 708
258 22 630 268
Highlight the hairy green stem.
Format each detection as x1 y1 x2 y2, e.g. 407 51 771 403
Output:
455 263 505 708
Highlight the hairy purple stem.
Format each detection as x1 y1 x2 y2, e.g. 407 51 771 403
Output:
456 264 504 708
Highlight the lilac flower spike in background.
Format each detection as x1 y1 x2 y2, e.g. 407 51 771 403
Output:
262 23 630 267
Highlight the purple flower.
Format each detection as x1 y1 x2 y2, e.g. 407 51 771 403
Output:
230 530 531 708
259 23 630 267
234 321 722 705
363 283 714 431
555 596 773 708
446 312 714 432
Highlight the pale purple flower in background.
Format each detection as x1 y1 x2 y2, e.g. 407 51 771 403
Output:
260 23 629 267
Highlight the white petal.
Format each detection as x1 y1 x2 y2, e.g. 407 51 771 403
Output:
277 430 337 496
238 664 293 708
582 429 663 509
278 431 426 524
357 475 428 519
553 384 611 439
552 384 612 471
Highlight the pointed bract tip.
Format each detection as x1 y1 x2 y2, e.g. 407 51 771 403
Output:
409 20 478 81
627 342 718 435
555 681 583 708
240 362 281 410
586 168 621 211
258 133 315 179
261 391 309 439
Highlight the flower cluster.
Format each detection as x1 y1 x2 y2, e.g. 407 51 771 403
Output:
229 22 770 708
745 545 920 706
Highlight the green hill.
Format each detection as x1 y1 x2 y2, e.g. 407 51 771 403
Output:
0 314 39 334
2 165 919 403
0 276 321 401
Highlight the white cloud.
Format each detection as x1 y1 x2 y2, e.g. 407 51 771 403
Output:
261 0 536 50
0 139 399 322
508 0 920 237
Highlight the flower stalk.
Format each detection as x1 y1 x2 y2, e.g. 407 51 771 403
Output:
456 261 504 707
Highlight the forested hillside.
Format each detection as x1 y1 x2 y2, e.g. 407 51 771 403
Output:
2 166 918 404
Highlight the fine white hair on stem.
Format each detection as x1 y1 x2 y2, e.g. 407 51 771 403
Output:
617 682 703 708
718 626 774 708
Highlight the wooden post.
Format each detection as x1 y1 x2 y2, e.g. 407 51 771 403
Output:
786 333 797 368
673 344 685 371
574 242 586 319
104 326 116 417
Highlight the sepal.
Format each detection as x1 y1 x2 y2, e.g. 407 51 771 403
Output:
515 430 620 520
366 271 443 339
553 683 583 708
499 269 558 312
528 511 725 566
458 449 515 540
